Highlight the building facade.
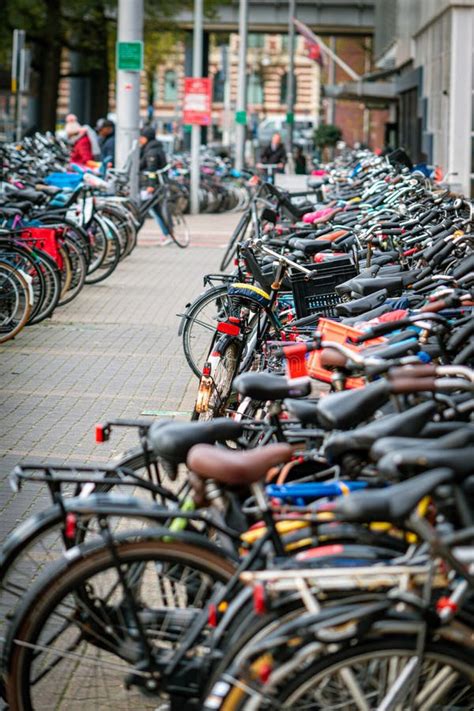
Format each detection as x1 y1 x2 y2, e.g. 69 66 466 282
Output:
374 0 474 195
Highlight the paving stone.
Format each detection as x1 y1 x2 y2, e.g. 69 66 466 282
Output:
0 213 237 533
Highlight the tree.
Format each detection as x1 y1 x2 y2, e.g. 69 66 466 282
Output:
2 0 225 132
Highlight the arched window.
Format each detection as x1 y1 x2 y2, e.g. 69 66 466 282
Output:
164 70 178 102
280 72 297 105
213 70 225 102
247 73 263 104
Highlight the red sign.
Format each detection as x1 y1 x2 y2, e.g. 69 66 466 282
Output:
183 77 213 126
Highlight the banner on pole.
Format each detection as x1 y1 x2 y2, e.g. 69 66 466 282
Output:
183 77 213 126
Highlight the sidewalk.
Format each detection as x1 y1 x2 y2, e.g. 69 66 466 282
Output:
0 212 239 537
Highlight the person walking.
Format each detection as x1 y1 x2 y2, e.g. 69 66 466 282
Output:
294 146 307 175
96 119 116 165
65 119 93 166
139 127 167 172
260 132 287 170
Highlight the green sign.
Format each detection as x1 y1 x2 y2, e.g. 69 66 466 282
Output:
286 112 295 125
183 124 192 133
116 41 144 71
235 110 247 125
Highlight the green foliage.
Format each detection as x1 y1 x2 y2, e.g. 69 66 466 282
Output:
314 123 342 149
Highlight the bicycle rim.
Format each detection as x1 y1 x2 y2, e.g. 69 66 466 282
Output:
6 539 234 710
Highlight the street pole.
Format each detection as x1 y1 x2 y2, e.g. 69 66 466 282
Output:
286 0 296 173
116 0 143 201
190 0 203 214
11 30 25 141
235 0 248 172
327 36 336 125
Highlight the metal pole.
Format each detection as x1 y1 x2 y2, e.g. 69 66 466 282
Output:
190 0 203 215
235 0 248 172
116 0 143 201
12 30 25 141
327 36 336 125
286 0 296 173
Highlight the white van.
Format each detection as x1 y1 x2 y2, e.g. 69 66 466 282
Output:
257 116 317 149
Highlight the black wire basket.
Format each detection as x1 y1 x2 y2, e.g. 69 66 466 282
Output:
290 258 357 319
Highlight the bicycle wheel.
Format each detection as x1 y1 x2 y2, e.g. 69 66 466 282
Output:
56 236 87 306
181 285 236 377
0 241 46 323
0 262 32 343
85 217 121 284
6 537 234 709
196 338 240 421
168 211 190 248
278 638 474 710
220 211 251 272
58 245 73 298
0 445 167 666
213 639 474 711
27 250 62 325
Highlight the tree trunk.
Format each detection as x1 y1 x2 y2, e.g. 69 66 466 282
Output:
37 0 62 131
88 9 109 124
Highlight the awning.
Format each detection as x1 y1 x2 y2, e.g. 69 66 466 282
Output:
323 80 397 104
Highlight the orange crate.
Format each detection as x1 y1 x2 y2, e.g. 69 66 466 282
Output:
307 318 386 389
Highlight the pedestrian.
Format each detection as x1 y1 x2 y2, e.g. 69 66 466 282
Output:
65 114 101 160
65 119 94 166
293 146 307 175
139 127 167 172
260 132 287 171
95 118 116 165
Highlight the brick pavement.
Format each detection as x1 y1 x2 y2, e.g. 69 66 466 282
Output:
0 212 239 539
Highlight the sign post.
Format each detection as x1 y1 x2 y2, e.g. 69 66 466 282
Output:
190 0 204 215
115 0 143 202
235 0 248 172
11 29 25 141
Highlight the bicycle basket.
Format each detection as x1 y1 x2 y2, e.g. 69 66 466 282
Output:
290 258 357 319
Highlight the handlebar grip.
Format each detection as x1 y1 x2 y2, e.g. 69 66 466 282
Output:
432 239 456 266
319 348 349 369
426 220 452 237
420 299 448 313
390 377 437 394
419 209 437 226
388 364 437 379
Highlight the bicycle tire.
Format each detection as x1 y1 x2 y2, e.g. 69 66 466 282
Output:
0 241 46 323
6 538 234 709
181 284 234 377
220 211 251 271
215 638 474 711
85 217 121 284
56 236 87 306
279 637 474 710
27 249 62 325
0 262 32 343
197 338 240 421
168 211 190 248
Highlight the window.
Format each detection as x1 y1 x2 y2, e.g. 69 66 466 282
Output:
248 33 264 49
213 70 225 102
164 70 178 102
280 72 297 104
247 73 263 104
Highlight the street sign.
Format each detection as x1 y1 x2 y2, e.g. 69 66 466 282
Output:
235 110 247 125
183 77 213 126
116 41 144 71
286 112 295 124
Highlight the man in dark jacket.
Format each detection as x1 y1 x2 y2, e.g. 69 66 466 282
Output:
139 127 167 172
260 132 287 169
96 119 115 165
